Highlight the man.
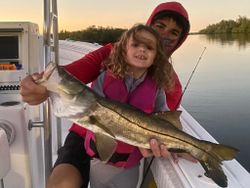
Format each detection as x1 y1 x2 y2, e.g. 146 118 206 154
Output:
20 2 192 188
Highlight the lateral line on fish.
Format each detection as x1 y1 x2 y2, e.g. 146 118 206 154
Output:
97 101 221 162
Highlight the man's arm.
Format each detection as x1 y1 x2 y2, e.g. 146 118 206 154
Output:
64 43 113 83
20 43 113 105
165 69 182 110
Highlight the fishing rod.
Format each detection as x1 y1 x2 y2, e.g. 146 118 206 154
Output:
140 46 207 188
174 46 207 110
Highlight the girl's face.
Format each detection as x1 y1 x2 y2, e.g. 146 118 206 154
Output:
126 30 157 78
152 17 182 56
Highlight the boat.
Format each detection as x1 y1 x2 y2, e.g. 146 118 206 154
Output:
0 1 250 188
58 40 250 188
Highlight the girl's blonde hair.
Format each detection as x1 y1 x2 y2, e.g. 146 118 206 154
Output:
105 24 174 90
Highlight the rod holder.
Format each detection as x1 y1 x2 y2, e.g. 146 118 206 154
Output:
28 120 44 130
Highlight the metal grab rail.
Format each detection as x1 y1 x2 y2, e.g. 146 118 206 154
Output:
43 0 60 180
51 0 59 67
43 0 59 67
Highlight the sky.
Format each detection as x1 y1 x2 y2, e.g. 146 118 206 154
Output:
1 0 250 32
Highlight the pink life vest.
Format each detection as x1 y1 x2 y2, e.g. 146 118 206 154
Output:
84 72 158 168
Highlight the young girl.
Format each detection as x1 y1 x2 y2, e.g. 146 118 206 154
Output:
87 24 174 188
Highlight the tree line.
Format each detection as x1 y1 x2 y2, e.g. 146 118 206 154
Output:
59 25 127 44
59 16 250 44
199 16 250 34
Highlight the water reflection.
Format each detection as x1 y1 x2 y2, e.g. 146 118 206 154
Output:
173 34 250 172
197 33 250 49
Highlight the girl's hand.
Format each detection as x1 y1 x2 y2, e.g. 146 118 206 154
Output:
139 139 197 163
139 139 170 158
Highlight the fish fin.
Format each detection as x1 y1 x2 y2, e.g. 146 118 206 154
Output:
200 159 228 187
88 115 117 161
168 148 187 153
95 132 117 162
153 110 182 129
89 115 116 138
198 142 239 187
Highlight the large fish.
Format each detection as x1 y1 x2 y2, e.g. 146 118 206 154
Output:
38 62 238 187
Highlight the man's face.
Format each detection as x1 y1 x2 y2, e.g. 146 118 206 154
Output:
152 17 183 56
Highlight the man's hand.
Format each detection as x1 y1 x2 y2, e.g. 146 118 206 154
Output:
20 73 49 105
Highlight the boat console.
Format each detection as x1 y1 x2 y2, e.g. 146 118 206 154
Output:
0 22 45 188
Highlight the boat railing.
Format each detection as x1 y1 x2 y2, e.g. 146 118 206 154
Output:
29 0 60 180
43 0 60 179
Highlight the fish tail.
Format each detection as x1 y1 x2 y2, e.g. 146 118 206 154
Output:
209 142 239 161
199 142 239 187
200 159 228 187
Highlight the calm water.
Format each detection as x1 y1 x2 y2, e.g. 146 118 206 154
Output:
172 34 250 172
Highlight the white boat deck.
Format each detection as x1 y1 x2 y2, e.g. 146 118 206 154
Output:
151 106 250 188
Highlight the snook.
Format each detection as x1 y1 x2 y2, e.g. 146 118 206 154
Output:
39 62 238 188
